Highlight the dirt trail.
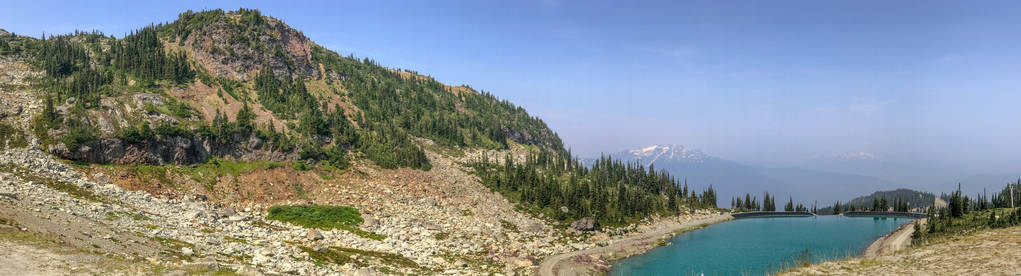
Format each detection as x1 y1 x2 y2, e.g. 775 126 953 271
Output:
864 218 924 257
538 214 732 276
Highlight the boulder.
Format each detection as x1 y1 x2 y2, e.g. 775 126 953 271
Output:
306 230 323 241
570 217 596 231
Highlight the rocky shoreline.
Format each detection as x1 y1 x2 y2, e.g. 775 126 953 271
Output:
537 213 732 276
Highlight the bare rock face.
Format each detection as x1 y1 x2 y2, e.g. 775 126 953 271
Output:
177 10 320 81
52 137 209 165
570 217 597 231
49 129 302 165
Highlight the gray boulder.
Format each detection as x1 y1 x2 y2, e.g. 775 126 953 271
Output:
570 217 597 231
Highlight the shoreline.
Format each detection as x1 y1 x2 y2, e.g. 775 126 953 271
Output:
863 218 925 258
537 213 733 276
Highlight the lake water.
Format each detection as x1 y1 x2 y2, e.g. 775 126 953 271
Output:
609 216 912 276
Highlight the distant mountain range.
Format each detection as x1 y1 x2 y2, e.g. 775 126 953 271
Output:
593 144 898 207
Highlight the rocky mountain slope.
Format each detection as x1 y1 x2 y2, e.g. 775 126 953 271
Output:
0 54 584 274
0 9 722 275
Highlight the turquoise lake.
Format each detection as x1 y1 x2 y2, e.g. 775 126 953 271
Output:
609 216 912 276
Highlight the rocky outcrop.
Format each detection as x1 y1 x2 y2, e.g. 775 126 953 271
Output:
48 136 209 165
177 10 320 81
47 133 298 165
571 217 597 231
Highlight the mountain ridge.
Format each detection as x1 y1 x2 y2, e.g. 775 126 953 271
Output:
0 9 723 275
2 8 564 171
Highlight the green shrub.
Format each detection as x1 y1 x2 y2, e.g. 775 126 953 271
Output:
117 122 154 143
291 160 312 171
265 205 363 229
0 123 28 150
166 100 195 118
323 145 350 169
265 205 386 240
60 124 97 151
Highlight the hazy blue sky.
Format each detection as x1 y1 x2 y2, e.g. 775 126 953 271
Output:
3 0 1020 175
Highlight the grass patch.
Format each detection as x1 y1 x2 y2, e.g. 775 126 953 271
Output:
125 165 175 188
224 236 249 244
266 205 363 228
152 236 194 250
434 232 450 240
436 250 505 273
0 123 28 150
252 221 289 231
300 246 422 271
131 212 151 221
265 205 386 240
104 210 151 222
190 158 283 189
499 219 519 233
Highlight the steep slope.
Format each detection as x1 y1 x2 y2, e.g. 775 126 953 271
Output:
0 9 722 275
0 48 581 274
2 8 562 171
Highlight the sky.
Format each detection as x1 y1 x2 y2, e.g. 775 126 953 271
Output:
3 0 1021 178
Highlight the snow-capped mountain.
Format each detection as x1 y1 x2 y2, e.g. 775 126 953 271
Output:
832 151 879 161
620 144 711 165
593 144 897 207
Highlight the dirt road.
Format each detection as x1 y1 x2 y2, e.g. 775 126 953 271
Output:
864 218 924 257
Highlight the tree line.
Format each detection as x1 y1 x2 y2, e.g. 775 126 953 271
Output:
470 152 717 228
730 192 813 213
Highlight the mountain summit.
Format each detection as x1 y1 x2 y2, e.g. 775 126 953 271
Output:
618 144 711 165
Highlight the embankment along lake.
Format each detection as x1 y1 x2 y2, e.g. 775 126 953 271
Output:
610 216 911 276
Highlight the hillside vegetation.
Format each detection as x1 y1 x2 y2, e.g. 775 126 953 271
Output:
471 152 718 227
0 8 718 232
819 188 937 214
0 9 561 171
